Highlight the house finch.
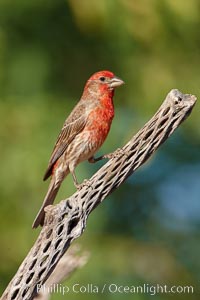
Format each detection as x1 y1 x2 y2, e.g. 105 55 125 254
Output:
32 70 124 228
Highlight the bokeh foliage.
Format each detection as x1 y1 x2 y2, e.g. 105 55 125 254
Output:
0 1 200 299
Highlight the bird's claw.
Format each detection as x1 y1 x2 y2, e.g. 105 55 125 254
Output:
88 148 124 163
102 148 124 159
88 148 125 165
75 179 91 190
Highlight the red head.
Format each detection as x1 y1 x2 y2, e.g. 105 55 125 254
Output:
87 70 124 91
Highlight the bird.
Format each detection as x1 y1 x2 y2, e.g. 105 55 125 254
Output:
32 70 124 228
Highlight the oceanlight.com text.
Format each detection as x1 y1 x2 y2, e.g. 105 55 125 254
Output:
37 283 194 296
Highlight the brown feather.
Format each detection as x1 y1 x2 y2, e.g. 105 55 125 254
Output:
43 103 87 181
32 180 61 228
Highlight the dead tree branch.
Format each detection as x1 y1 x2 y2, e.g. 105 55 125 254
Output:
34 245 89 300
1 89 196 300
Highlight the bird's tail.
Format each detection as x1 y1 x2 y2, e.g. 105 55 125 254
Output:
32 179 61 228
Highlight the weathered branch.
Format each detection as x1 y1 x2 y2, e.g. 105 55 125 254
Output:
1 89 196 300
34 245 89 300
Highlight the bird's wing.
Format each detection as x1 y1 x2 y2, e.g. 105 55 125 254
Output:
43 103 87 180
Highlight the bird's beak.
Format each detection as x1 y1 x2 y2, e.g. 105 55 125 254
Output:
110 76 125 88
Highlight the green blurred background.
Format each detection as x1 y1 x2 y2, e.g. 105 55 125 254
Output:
0 0 200 299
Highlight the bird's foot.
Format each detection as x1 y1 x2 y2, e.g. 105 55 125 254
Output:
102 148 125 160
75 179 91 190
88 148 125 164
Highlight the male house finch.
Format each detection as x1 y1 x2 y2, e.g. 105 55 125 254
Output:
32 70 124 228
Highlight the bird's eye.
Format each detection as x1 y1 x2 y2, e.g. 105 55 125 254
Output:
99 76 106 82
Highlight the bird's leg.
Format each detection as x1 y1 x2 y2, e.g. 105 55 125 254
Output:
88 152 117 163
69 164 80 188
71 171 80 189
88 156 104 163
69 164 90 190
88 154 111 163
88 149 125 164
73 173 91 190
